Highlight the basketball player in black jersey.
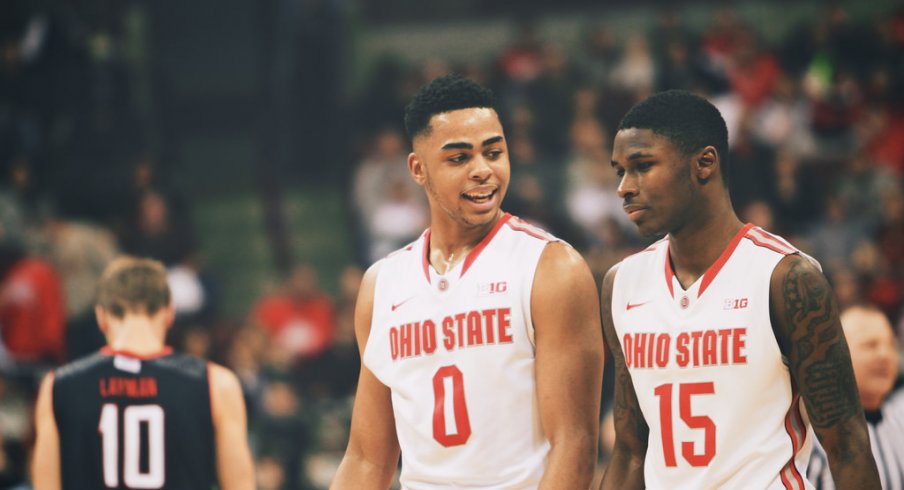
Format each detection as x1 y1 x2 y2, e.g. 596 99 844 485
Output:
32 257 254 489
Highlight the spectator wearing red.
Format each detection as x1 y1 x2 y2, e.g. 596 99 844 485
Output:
727 29 781 109
0 241 66 364
250 264 336 362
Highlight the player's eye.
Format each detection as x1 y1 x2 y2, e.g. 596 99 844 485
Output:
637 161 654 172
449 153 469 164
485 149 503 160
614 167 625 178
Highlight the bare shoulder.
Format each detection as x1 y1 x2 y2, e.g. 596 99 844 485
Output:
354 260 383 351
601 263 620 301
208 363 242 396
35 371 56 420
770 252 823 287
531 241 599 329
768 253 832 347
536 241 593 280
533 242 597 306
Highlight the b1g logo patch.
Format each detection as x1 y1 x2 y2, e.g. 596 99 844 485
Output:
723 298 749 310
478 281 507 296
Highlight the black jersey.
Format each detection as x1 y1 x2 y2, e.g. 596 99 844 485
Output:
53 347 216 490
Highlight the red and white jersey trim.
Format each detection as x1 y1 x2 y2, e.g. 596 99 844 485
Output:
745 226 798 255
780 394 808 490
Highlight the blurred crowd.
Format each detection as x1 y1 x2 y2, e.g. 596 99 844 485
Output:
2 1 904 488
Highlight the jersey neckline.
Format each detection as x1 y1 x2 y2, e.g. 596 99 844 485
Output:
100 346 174 360
421 212 513 284
664 223 754 299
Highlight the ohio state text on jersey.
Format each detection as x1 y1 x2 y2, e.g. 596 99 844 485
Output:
364 213 557 489
611 224 816 490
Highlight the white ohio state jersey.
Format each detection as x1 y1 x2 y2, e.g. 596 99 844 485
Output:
364 213 556 489
611 224 816 490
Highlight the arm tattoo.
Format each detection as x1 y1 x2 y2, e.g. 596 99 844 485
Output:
601 274 649 449
780 258 860 429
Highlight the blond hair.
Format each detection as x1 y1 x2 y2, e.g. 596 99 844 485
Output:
96 256 171 318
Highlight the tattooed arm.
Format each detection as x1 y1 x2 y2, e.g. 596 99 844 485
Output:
769 254 880 489
599 265 647 490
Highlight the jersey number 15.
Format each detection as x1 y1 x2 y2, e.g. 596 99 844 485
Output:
654 382 716 467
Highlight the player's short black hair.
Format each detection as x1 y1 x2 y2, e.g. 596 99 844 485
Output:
404 73 497 141
618 90 730 184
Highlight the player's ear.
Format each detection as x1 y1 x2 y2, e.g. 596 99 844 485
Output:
163 304 176 330
95 305 109 334
408 152 426 186
694 146 719 183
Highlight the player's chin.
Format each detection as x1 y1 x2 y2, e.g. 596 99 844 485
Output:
634 218 665 238
458 205 501 228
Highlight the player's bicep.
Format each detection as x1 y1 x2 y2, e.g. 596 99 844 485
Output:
32 373 61 490
332 261 400 489
531 242 603 441
209 364 255 490
600 265 649 454
769 254 861 429
331 365 400 490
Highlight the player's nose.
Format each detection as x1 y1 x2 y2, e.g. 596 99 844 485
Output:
617 172 637 199
469 156 493 181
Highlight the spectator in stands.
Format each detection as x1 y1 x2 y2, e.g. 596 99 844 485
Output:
120 189 196 267
0 238 65 365
39 208 118 359
351 127 425 263
250 263 336 363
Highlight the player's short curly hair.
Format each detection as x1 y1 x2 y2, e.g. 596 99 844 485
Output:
403 73 497 141
618 90 730 184
97 256 171 318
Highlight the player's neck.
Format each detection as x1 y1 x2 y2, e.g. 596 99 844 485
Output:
105 318 168 356
428 211 501 274
668 207 744 286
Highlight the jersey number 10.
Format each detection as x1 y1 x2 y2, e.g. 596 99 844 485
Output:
98 403 165 488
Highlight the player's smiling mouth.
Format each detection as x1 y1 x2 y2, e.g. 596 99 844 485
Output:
462 188 497 203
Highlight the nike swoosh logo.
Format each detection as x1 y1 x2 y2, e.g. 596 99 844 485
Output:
391 296 416 311
626 301 649 311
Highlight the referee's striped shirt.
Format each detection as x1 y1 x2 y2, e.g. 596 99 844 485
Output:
807 386 904 490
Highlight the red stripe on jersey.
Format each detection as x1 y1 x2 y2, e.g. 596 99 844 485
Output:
780 469 793 490
100 346 173 360
505 215 555 242
754 226 797 250
744 234 789 255
746 227 796 255
697 223 755 297
780 394 806 490
460 213 512 278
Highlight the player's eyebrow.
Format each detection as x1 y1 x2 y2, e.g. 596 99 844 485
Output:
626 151 655 160
611 151 655 166
442 141 473 150
482 136 503 147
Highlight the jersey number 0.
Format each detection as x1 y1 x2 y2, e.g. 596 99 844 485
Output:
432 365 472 447
98 404 165 488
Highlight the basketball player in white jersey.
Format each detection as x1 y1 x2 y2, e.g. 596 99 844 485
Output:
600 90 880 489
331 74 603 489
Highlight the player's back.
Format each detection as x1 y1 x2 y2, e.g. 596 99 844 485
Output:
52 347 215 490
